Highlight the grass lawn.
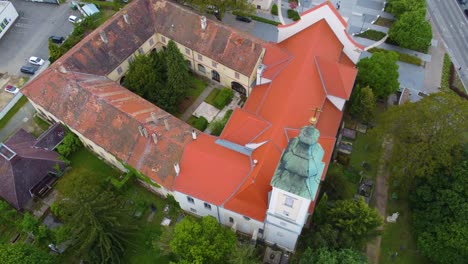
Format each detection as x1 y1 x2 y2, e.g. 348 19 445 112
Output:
0 96 28 130
55 148 179 263
379 187 427 264
30 116 51 138
204 88 220 106
177 75 208 115
349 131 382 182
374 17 394 27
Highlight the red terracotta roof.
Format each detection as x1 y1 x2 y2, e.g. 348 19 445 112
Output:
176 19 357 221
316 56 357 99
21 69 193 189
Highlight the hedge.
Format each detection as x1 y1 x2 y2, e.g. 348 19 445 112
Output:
188 116 209 131
440 54 451 92
368 47 422 66
287 9 300 21
356 30 386 41
271 4 278 15
213 88 234 109
232 11 281 26
110 171 134 190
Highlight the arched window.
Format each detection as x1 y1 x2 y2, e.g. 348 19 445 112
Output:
211 70 220 82
198 64 206 73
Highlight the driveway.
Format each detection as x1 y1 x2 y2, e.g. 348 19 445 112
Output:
0 0 77 75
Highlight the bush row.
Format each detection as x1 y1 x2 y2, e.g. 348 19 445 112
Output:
232 11 281 26
356 30 386 41
367 47 422 66
440 54 451 92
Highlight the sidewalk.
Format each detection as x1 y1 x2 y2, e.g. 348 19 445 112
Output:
180 83 218 121
0 101 35 142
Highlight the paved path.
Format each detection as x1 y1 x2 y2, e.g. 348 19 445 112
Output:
180 83 217 121
423 17 446 94
366 138 393 264
0 101 35 142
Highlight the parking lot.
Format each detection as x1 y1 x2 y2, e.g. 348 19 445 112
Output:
0 0 79 76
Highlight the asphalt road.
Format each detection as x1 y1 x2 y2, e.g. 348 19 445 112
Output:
427 0 468 92
0 0 78 76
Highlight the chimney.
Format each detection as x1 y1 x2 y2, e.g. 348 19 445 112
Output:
123 13 130 24
191 130 197 140
152 133 158 144
59 66 67 74
142 127 148 138
99 31 108 43
256 64 265 85
201 16 207 30
151 112 158 125
253 159 258 166
174 163 180 176
164 119 170 131
138 125 144 136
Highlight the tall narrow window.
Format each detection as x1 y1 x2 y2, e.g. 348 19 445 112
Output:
198 54 203 61
187 196 195 204
161 36 166 43
204 203 212 210
235 72 240 79
229 217 234 223
185 47 190 55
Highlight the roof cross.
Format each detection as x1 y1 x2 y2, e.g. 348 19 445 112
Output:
309 107 322 125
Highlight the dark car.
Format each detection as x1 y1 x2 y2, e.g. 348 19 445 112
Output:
458 0 467 5
49 35 65 44
20 66 37 75
465 9 468 17
236 15 252 23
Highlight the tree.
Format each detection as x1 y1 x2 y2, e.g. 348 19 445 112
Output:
410 154 468 263
19 213 39 234
388 11 432 52
176 0 255 17
327 198 383 248
348 85 376 123
0 200 17 228
123 54 160 99
48 41 66 63
0 243 56 264
163 40 190 113
57 185 135 263
228 244 258 264
387 0 426 18
356 51 399 98
375 93 468 179
300 247 367 264
170 216 237 264
57 132 83 157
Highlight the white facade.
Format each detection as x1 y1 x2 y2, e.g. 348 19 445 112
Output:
0 1 19 40
264 187 311 251
250 0 273 10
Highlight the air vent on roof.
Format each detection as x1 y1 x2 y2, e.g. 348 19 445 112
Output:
191 130 197 140
123 13 130 24
151 112 158 125
201 16 207 30
174 163 180 176
99 31 108 43
164 119 170 131
152 133 158 144
138 125 148 138
0 143 16 160
59 66 67 74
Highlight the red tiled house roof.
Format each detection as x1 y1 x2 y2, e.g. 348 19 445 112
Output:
175 19 358 221
0 129 66 209
21 0 265 190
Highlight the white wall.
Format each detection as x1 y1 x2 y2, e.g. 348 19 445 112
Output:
0 1 19 40
264 222 300 251
173 191 220 220
267 187 311 226
277 3 362 64
218 207 264 236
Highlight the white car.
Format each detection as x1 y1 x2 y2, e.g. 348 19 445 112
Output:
5 85 19 95
29 56 45 66
68 15 82 24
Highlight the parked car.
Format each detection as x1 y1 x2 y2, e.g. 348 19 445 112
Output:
458 0 467 5
465 9 468 17
29 56 45 66
20 66 37 75
68 15 82 24
236 15 252 23
50 35 65 44
4 85 19 94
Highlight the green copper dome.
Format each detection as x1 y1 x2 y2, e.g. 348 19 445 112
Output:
270 126 325 200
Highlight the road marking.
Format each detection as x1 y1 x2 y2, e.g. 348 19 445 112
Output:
14 23 33 28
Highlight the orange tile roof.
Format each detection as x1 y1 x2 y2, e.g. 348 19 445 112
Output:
176 19 357 222
21 69 193 189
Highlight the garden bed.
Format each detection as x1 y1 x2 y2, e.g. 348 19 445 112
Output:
356 30 386 41
367 47 422 66
374 17 394 27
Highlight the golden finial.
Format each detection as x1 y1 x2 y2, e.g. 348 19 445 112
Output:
309 107 322 125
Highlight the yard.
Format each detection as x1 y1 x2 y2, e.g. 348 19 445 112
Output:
176 75 208 116
55 148 179 263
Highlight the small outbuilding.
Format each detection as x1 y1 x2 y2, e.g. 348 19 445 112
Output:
0 125 67 210
82 3 100 17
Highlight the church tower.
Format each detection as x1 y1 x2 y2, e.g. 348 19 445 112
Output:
264 125 325 251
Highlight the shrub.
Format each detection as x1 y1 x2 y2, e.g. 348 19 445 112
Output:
57 132 83 157
271 4 278 15
232 11 281 26
210 109 233 136
110 171 135 190
189 116 209 131
287 9 300 21
440 54 451 92
367 47 422 66
213 88 234 109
